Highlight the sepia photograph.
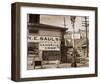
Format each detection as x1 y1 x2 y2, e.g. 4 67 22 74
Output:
27 14 89 70
11 2 97 81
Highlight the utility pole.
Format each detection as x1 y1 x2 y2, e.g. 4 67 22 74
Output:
60 16 67 63
70 16 77 67
82 16 89 57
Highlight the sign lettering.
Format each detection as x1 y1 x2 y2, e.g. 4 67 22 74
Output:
28 35 61 51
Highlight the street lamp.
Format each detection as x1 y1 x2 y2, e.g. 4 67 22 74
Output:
70 16 77 67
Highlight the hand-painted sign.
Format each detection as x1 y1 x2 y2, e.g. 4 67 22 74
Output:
28 35 61 51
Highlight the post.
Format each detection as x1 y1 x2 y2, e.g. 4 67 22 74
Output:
84 16 88 57
60 16 67 63
70 16 77 67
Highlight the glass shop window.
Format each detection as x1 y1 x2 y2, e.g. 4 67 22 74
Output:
29 29 39 34
28 43 39 56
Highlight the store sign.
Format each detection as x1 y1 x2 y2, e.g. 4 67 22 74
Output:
28 35 40 42
28 35 61 51
71 33 81 39
64 33 80 39
73 33 81 39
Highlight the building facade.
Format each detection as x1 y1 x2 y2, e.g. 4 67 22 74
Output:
27 14 68 69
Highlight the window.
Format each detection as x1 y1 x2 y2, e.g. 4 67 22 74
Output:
28 43 39 56
29 29 39 34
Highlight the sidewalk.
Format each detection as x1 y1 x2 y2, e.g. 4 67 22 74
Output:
35 63 89 69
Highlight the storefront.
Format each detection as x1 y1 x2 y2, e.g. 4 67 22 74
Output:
27 23 68 69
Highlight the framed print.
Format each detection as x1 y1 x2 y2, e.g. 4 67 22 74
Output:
11 2 98 81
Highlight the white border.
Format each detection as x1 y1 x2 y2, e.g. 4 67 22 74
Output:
20 6 95 78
